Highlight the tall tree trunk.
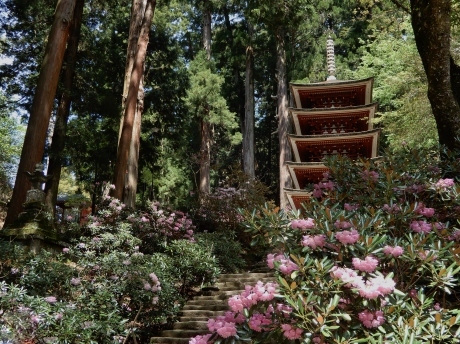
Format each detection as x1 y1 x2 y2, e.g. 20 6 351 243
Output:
243 21 255 179
410 0 460 151
276 26 291 209
199 0 212 196
4 0 76 228
118 0 148 208
123 76 144 208
112 0 155 200
45 0 84 218
118 0 147 143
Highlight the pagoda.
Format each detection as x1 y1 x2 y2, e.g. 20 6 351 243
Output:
284 36 380 210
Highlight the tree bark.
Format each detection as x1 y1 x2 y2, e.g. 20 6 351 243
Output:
243 21 255 179
410 0 460 151
4 0 76 228
118 0 148 208
118 0 147 143
123 76 144 208
45 0 84 218
112 0 155 200
276 26 291 209
199 0 212 196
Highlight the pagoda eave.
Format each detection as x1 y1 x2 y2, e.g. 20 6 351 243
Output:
289 103 378 136
286 162 329 189
290 77 374 109
289 129 380 163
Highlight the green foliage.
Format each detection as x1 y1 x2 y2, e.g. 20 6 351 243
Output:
228 149 460 343
195 231 246 273
185 50 241 145
167 240 220 292
348 19 437 151
0 196 221 342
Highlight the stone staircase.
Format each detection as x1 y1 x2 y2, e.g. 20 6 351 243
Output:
150 272 276 344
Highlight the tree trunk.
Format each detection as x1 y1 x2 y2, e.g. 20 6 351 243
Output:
199 0 212 196
243 22 255 179
112 0 155 200
4 0 76 228
410 0 460 151
123 76 144 208
118 0 147 143
276 26 291 209
45 0 84 218
118 0 148 208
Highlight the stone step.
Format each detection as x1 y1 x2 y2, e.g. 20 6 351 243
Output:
184 299 227 307
150 337 192 344
172 321 208 331
179 310 219 318
160 329 207 338
182 303 228 311
151 272 276 343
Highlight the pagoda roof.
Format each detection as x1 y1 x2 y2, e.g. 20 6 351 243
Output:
284 188 312 211
289 103 377 136
290 77 374 109
286 162 329 190
289 129 380 163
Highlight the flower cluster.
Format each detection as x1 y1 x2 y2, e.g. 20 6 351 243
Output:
290 218 315 230
335 229 360 245
313 180 335 198
435 178 455 190
358 309 385 328
302 234 326 249
190 280 304 343
266 254 299 275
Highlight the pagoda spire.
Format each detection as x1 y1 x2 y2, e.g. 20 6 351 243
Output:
326 35 336 81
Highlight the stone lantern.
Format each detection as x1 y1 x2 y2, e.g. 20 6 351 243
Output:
1 163 62 253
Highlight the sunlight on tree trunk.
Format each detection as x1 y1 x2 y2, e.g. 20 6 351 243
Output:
199 0 212 196
243 22 255 179
112 0 155 201
45 0 84 218
276 26 291 209
4 0 77 227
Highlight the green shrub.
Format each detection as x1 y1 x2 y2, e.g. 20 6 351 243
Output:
195 232 246 273
193 148 460 343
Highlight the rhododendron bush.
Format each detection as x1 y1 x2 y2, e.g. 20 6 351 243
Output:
0 197 220 343
191 151 460 343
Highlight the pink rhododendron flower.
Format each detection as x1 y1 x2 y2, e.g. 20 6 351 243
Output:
358 309 385 328
45 296 57 304
248 313 272 332
334 220 353 229
62 248 70 253
352 256 379 273
383 245 404 257
335 229 359 244
382 204 401 213
410 220 432 234
189 334 212 344
281 324 303 340
266 253 298 275
290 218 316 230
70 278 81 286
302 234 326 249
228 295 244 313
370 276 396 296
216 322 237 338
344 203 360 211
361 170 379 182
418 250 437 260
435 178 455 189
416 204 435 217
330 266 363 287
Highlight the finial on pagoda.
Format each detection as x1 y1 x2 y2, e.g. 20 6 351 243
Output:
326 35 336 81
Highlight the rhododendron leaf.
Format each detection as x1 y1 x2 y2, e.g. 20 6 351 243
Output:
450 316 457 326
434 313 441 324
290 281 297 290
317 314 324 325
279 277 289 289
